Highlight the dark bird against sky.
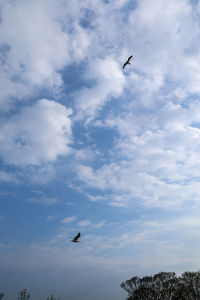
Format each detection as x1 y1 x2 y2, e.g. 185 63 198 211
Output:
123 55 133 69
71 232 81 242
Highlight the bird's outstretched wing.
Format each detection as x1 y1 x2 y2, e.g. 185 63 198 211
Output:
71 232 81 242
127 55 133 63
75 232 81 240
123 62 127 69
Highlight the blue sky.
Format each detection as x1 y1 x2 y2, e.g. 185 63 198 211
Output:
1 0 200 299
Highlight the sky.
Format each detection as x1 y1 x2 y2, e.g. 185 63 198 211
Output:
1 0 200 299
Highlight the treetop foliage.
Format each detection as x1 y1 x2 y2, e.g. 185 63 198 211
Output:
121 271 200 300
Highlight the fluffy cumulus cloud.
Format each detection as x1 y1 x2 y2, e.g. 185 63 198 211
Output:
125 0 200 100
78 100 200 208
70 0 200 209
0 0 91 111
0 99 72 165
73 0 200 114
1 0 200 205
76 57 126 119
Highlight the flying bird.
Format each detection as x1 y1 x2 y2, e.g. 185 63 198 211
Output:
71 232 81 243
123 55 133 69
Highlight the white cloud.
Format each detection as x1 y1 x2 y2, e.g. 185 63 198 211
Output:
76 219 105 228
46 215 56 221
78 219 92 227
28 197 57 205
93 220 105 228
61 216 77 224
27 164 57 184
0 0 91 111
87 194 106 202
1 0 200 116
27 213 200 276
76 84 200 208
64 0 200 123
128 0 200 100
66 201 75 206
76 57 126 120
111 0 129 8
0 99 72 165
41 0 200 210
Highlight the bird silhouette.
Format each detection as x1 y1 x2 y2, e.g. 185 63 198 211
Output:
123 55 133 69
71 232 81 243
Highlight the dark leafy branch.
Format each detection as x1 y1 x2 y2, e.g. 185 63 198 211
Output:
121 271 200 300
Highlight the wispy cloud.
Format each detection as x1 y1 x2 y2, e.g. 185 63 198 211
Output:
28 197 58 205
46 215 56 221
93 220 105 228
77 219 92 227
61 216 77 224
77 219 105 228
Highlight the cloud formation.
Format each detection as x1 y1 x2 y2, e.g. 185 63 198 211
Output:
28 196 58 205
76 57 126 120
61 215 77 224
0 0 91 111
78 100 200 208
0 99 72 165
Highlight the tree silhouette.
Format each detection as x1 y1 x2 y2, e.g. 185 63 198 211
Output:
0 294 4 300
121 271 200 300
174 271 200 299
17 289 30 300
